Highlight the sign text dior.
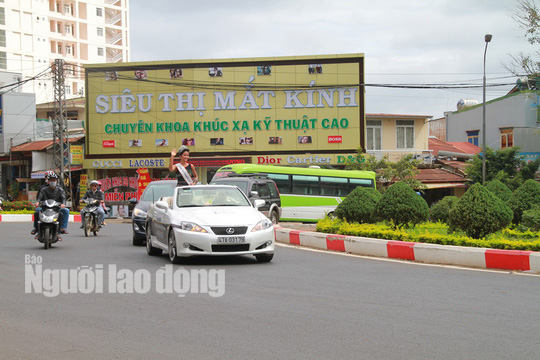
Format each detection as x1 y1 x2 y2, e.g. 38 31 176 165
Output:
95 88 358 114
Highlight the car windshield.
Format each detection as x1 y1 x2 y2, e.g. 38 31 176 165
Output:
209 180 248 195
176 187 251 208
142 184 175 202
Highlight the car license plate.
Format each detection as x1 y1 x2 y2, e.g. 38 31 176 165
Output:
217 236 245 243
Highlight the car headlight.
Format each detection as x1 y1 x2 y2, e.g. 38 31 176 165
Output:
180 221 208 233
251 219 273 232
133 208 147 218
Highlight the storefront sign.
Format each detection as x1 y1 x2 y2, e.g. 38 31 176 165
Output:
86 54 365 156
92 160 123 168
80 174 88 195
188 157 251 167
70 145 83 164
254 153 364 165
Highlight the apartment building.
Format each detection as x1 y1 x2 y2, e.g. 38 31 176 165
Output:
0 0 130 104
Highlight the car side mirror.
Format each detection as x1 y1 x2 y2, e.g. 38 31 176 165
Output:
250 191 258 198
128 197 138 205
253 199 265 209
155 200 168 210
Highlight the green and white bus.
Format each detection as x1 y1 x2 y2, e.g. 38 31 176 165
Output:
213 164 376 222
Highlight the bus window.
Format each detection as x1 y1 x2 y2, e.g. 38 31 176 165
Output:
320 177 348 197
349 178 375 192
267 173 290 194
292 175 320 195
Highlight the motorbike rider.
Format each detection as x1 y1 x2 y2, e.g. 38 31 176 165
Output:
31 170 54 235
80 180 106 228
35 173 69 239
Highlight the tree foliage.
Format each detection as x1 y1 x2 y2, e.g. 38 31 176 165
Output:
429 196 459 223
506 179 540 224
465 147 540 190
522 204 540 231
485 179 513 202
507 0 540 75
375 181 429 229
346 151 426 191
448 183 513 239
335 187 381 223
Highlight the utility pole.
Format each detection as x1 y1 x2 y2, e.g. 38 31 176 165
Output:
52 59 73 203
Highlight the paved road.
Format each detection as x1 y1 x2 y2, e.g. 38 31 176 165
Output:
1 222 539 360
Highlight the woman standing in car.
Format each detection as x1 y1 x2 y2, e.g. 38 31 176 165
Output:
169 145 198 186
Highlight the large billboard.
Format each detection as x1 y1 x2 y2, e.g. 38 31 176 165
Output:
85 54 364 157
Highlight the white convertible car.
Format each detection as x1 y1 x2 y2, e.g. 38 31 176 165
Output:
145 185 275 263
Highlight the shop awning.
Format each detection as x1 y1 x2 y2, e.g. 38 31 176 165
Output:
424 182 468 189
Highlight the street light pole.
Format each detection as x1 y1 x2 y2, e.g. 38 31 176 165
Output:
482 34 492 184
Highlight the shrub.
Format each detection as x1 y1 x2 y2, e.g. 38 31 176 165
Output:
375 181 429 229
1 201 34 211
335 187 381 223
485 179 513 202
522 205 540 232
448 183 513 239
429 196 458 223
506 179 540 224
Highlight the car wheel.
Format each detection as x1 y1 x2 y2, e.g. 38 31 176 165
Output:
146 227 162 256
255 253 273 263
168 230 182 264
270 210 279 225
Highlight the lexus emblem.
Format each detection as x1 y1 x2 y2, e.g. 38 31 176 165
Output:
226 228 235 234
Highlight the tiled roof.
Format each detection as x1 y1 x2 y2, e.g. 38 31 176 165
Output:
429 138 481 156
11 136 84 152
415 168 466 183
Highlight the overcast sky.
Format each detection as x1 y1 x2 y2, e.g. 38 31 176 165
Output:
129 0 533 119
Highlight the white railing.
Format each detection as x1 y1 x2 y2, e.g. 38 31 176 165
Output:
107 33 122 44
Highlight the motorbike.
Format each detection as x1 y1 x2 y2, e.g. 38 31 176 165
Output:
81 199 101 237
37 199 62 249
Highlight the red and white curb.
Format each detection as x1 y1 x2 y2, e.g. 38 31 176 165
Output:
0 214 82 222
275 227 540 274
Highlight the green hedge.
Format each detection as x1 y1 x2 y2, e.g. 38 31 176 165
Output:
315 217 540 251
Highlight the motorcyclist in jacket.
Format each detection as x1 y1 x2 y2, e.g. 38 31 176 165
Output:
31 170 54 235
80 180 106 228
35 173 69 238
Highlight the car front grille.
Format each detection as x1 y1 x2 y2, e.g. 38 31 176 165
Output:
211 226 247 235
212 244 250 252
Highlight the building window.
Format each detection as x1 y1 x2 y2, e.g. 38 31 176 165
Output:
500 128 514 149
66 45 71 55
0 29 5 47
96 7 103 16
97 47 104 56
97 27 104 36
396 120 415 149
65 24 72 35
466 130 479 146
0 51 6 69
65 84 71 95
366 120 382 150
0 7 5 26
57 44 62 54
